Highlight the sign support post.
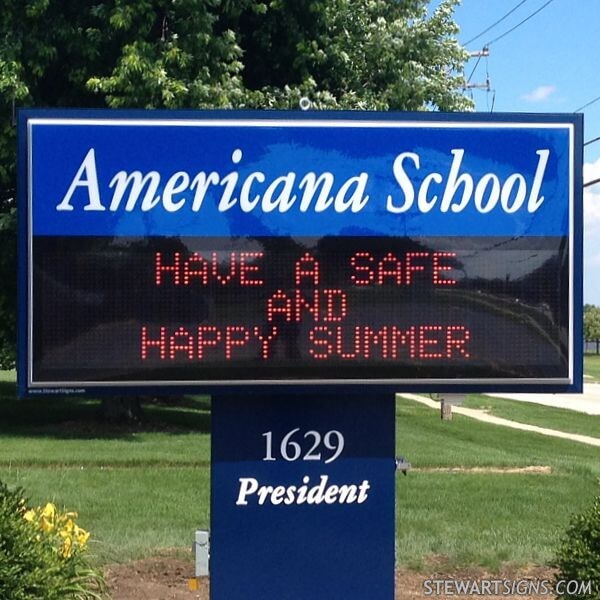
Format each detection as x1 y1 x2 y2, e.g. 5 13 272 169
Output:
210 393 396 600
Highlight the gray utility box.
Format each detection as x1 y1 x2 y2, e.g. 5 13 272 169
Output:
194 530 209 577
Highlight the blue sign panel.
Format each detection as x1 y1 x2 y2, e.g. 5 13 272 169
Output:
211 394 395 600
18 110 583 395
30 119 570 238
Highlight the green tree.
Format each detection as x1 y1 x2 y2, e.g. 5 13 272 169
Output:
584 305 600 354
0 0 471 372
0 199 16 370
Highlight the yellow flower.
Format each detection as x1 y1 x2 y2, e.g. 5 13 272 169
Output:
62 518 75 534
23 509 36 523
41 503 56 522
74 525 90 548
40 503 56 533
20 500 92 558
60 535 73 558
40 517 54 533
41 503 56 518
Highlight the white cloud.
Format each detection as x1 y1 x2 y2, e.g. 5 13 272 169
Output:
521 85 556 102
583 157 600 302
584 156 600 185
584 156 600 222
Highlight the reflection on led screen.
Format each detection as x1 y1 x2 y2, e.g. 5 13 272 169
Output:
31 236 569 384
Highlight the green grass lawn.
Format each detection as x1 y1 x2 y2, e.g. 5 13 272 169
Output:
584 352 600 381
1 371 599 570
0 378 211 563
394 396 599 569
460 394 600 438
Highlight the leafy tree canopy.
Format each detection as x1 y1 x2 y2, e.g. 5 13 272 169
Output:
0 0 471 368
1 0 471 180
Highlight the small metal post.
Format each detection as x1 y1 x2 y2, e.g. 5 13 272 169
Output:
441 400 453 421
440 394 466 420
395 456 411 475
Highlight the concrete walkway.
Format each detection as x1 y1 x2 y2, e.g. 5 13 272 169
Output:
486 382 600 415
399 393 600 448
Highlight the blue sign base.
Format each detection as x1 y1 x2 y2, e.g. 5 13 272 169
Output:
210 394 396 600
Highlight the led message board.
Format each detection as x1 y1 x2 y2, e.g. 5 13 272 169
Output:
18 110 582 395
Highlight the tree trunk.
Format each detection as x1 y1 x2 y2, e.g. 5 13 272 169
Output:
100 396 143 423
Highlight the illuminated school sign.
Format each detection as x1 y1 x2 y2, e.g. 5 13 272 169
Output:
18 110 583 394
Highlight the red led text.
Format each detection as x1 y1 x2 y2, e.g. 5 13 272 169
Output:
141 248 472 365
350 251 457 286
267 289 347 323
155 251 264 286
309 325 470 360
141 325 280 360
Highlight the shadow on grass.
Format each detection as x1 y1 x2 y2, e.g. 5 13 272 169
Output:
0 380 211 440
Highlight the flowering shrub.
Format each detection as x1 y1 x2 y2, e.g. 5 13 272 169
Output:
24 502 91 559
0 480 106 600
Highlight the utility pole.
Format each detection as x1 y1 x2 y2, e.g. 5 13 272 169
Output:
464 80 491 91
469 47 489 58
464 46 491 92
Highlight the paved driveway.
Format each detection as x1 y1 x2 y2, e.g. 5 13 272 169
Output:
487 383 600 415
401 393 600 446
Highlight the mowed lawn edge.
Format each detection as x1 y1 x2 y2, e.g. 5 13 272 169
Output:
1 372 599 568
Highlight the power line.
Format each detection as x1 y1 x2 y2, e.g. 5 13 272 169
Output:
584 136 600 147
575 95 600 113
464 0 530 46
486 0 557 46
466 54 482 85
489 89 497 113
584 177 600 188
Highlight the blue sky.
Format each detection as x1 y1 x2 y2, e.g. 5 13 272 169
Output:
435 0 600 304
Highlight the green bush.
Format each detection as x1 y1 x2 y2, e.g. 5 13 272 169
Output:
554 494 600 599
0 207 16 370
0 480 106 600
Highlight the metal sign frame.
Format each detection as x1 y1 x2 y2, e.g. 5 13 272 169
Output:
17 109 583 395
